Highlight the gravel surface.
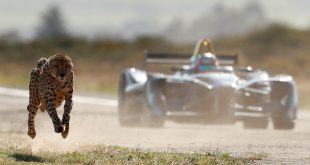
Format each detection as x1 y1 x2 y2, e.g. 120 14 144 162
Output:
0 94 309 164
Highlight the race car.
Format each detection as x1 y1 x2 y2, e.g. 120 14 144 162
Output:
118 38 298 129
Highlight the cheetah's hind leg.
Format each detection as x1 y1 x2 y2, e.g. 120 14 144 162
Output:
38 101 46 112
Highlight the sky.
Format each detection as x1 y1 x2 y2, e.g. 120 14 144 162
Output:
0 0 310 39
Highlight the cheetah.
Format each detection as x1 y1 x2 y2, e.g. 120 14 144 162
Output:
27 53 74 139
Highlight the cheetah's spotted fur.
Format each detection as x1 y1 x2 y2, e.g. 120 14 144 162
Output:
27 53 74 139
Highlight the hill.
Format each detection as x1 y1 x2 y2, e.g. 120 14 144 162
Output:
0 24 309 106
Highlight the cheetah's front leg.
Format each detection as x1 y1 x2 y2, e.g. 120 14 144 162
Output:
27 73 40 139
27 104 39 139
46 98 64 133
61 90 73 139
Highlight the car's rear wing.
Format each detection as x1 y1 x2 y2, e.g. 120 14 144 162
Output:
145 52 191 65
144 50 238 66
217 54 239 65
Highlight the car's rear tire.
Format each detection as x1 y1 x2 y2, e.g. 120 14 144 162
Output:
243 118 269 129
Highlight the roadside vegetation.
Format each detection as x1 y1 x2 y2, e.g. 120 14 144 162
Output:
0 24 309 106
0 145 263 165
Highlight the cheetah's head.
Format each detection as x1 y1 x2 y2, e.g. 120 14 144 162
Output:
47 53 73 82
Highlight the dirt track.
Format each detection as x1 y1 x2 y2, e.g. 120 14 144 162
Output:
0 92 309 164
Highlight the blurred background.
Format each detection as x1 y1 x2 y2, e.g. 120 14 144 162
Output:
0 0 309 107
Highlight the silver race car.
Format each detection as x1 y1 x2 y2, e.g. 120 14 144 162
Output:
118 38 298 129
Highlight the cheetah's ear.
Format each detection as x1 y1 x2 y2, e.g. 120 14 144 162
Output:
68 57 73 68
43 60 51 72
70 59 73 67
36 58 47 68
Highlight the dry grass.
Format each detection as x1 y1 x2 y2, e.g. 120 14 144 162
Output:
0 145 261 165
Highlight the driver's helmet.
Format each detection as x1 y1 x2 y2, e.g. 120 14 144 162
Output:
192 53 219 73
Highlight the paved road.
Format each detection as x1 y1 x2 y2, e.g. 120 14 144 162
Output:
0 88 309 164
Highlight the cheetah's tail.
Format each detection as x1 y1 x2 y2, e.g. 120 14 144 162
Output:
36 58 47 68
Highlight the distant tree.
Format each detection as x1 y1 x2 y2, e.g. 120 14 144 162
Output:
36 5 69 39
163 2 267 43
0 30 20 43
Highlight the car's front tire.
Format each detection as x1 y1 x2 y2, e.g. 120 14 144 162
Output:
118 73 164 127
139 103 165 128
272 117 295 130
